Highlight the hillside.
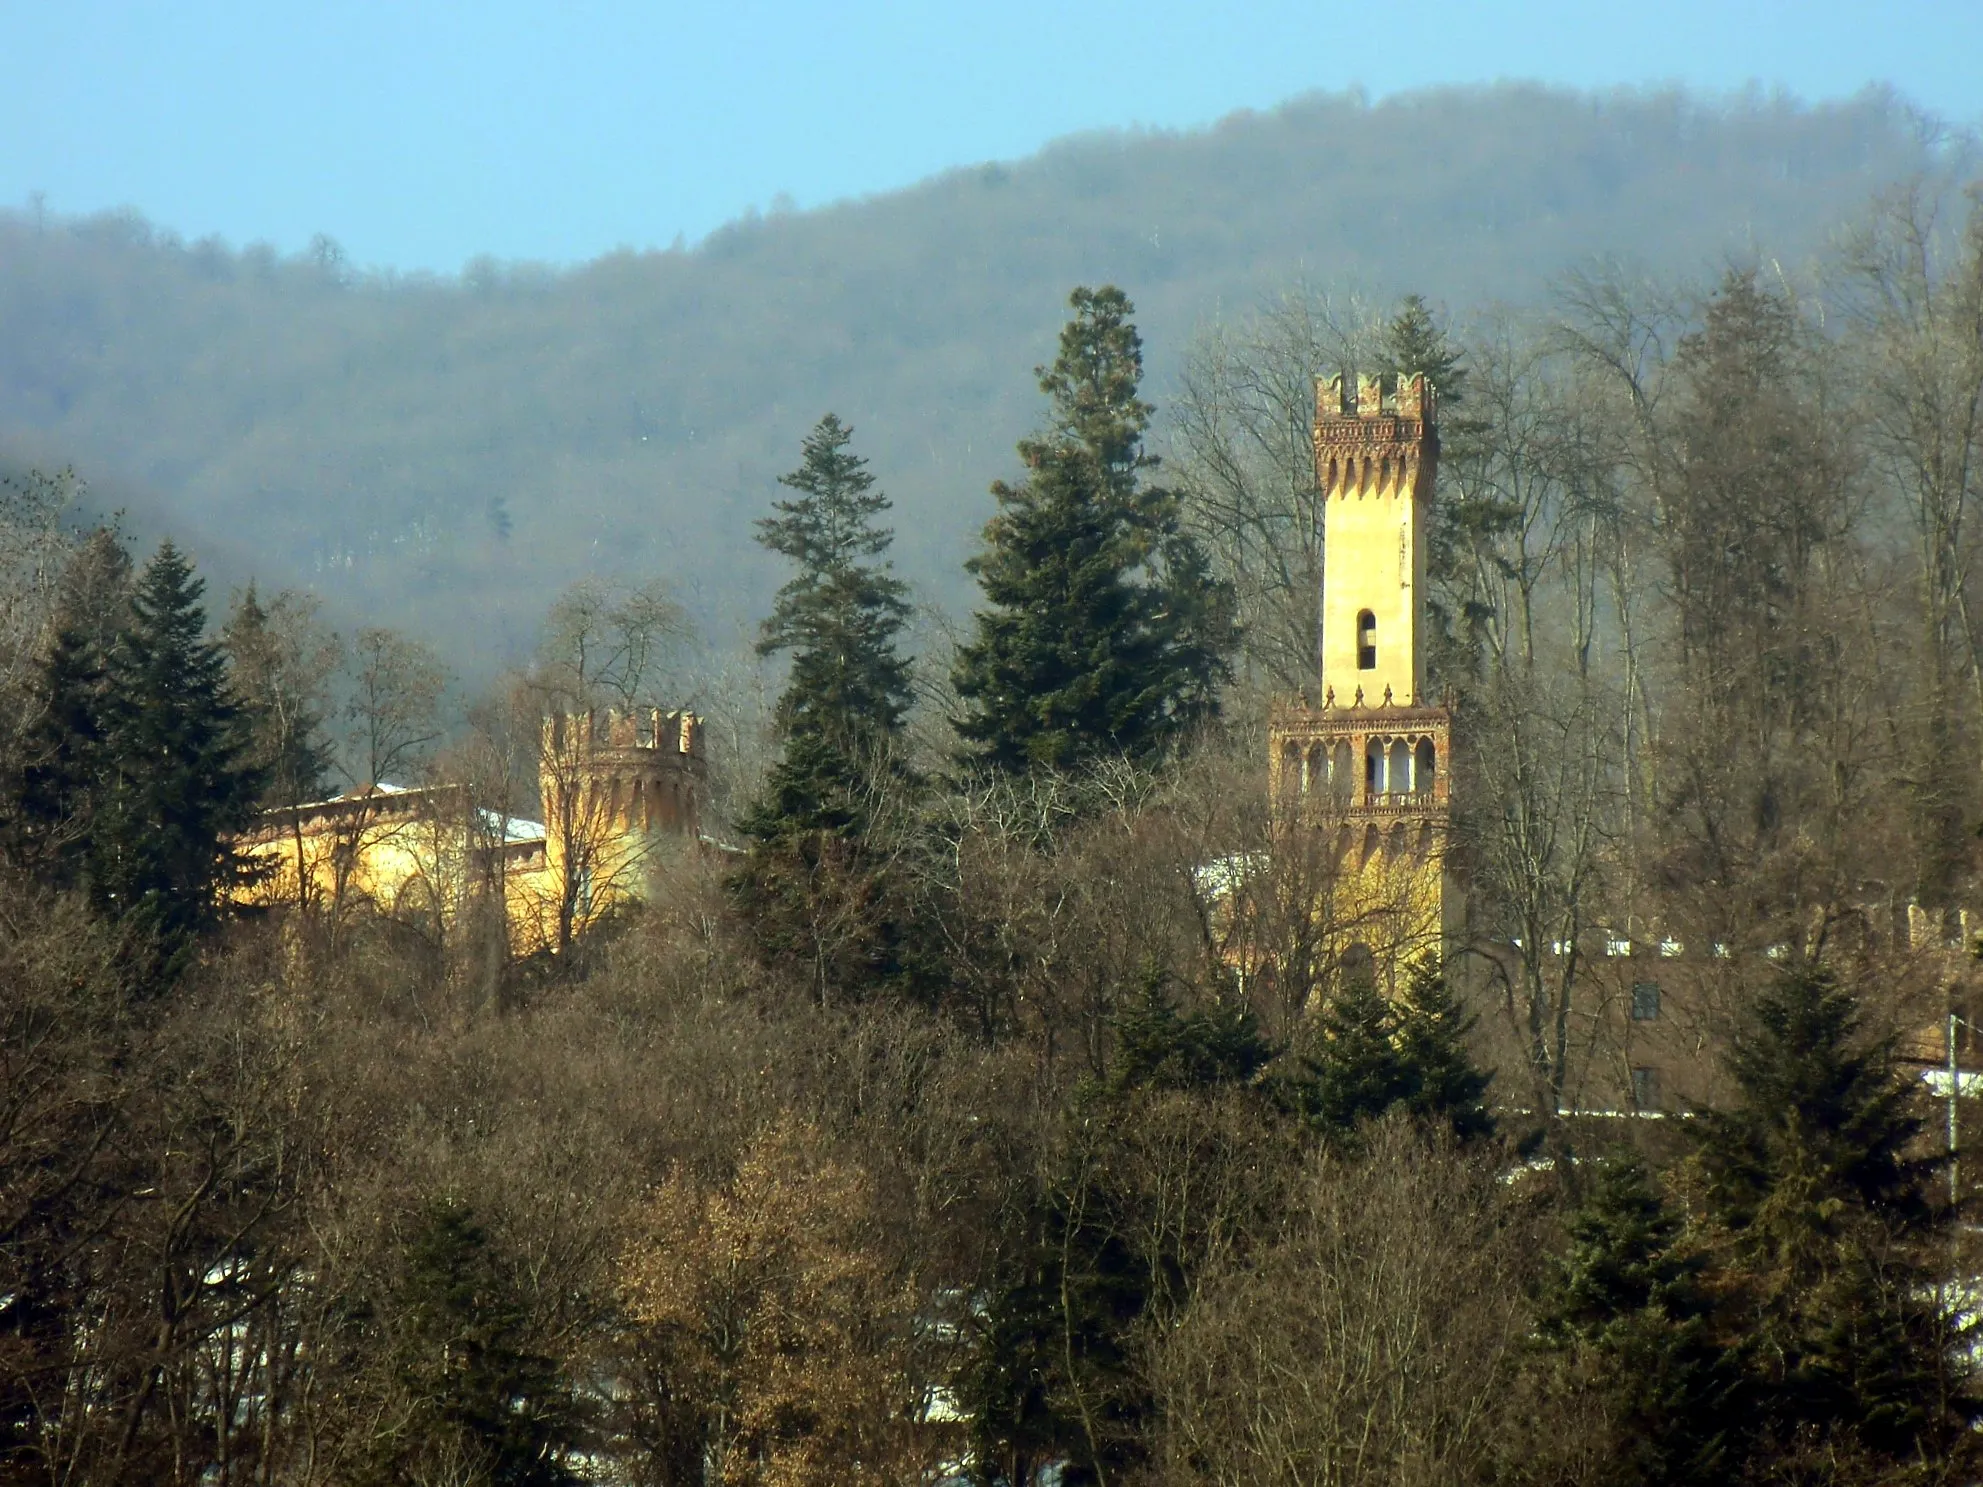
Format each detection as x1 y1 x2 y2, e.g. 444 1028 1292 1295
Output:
0 82 1952 672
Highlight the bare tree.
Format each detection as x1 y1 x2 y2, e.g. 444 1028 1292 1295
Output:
1149 1120 1534 1487
1170 290 1380 699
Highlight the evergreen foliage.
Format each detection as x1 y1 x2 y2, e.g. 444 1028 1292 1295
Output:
2 530 130 883
8 627 110 886
89 542 263 969
1378 292 1469 406
1691 964 1973 1465
1107 972 1275 1096
1542 1156 1738 1487
1289 958 1495 1143
1295 970 1412 1136
743 413 914 841
380 1204 579 1487
730 416 934 1005
1395 960 1497 1141
962 1186 1149 1487
952 286 1237 775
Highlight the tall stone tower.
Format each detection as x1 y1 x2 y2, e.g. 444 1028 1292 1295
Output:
1269 372 1453 978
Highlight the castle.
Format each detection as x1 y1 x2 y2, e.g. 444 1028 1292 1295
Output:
235 707 706 952
1268 372 1455 984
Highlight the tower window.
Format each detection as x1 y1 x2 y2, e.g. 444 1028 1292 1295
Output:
1356 610 1377 670
1631 981 1661 1021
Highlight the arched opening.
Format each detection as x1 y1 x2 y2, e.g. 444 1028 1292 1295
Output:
1357 610 1377 670
1365 737 1384 795
1414 737 1436 795
1388 740 1410 794
1331 739 1354 802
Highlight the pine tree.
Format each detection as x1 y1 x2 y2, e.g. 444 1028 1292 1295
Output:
1378 292 1469 406
1541 1156 1739 1487
1107 970 1275 1096
381 1204 579 1487
1292 972 1413 1138
1695 964 1976 1467
961 1141 1154 1486
7 627 110 886
743 413 914 841
1394 959 1495 1141
2 530 130 885
731 417 932 1005
952 286 1237 775
90 542 264 969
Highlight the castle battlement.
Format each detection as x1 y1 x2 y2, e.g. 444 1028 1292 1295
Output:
1314 373 1438 504
543 706 702 759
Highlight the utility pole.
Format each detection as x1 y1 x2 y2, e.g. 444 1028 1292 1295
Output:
1951 1011 1962 1208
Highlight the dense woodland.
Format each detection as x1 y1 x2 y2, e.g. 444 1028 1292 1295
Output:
0 84 1960 671
9 105 1983 1487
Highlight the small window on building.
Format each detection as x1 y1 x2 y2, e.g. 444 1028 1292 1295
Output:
1356 610 1377 670
1631 981 1661 1022
1631 1066 1661 1111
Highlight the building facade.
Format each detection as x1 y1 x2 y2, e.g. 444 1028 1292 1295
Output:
1268 372 1455 985
235 707 705 952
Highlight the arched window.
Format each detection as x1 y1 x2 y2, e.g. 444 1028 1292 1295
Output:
1331 739 1354 802
1365 738 1384 794
1356 610 1377 670
1388 739 1410 795
1414 738 1436 795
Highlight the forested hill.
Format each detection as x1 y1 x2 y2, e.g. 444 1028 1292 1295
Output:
0 83 1951 671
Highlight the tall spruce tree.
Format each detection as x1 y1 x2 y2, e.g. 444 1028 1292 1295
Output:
1541 1156 1739 1487
8 629 110 887
1694 964 1976 1468
374 1204 579 1487
1394 959 1496 1141
90 542 264 969
743 413 914 839
1291 970 1412 1138
1287 958 1495 1143
3 530 131 884
731 417 931 1004
952 286 1237 775
1378 292 1469 405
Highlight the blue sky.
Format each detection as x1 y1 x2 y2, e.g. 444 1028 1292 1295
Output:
5 0 1979 273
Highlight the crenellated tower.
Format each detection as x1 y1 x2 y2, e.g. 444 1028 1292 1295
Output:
1269 372 1454 979
540 707 706 920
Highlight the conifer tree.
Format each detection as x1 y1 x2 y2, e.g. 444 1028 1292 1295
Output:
379 1204 579 1487
1107 971 1274 1096
2 530 130 885
8 628 110 886
1394 959 1496 1141
1542 1156 1738 1487
90 542 263 968
743 413 914 840
731 417 930 1004
952 286 1237 775
1695 964 1976 1467
1293 970 1412 1137
1378 292 1469 406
